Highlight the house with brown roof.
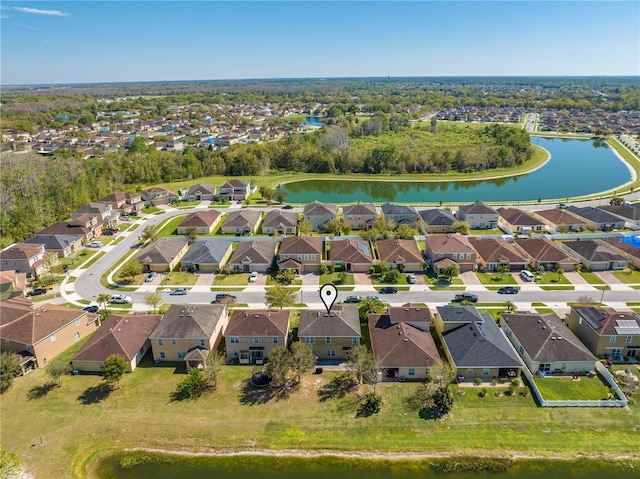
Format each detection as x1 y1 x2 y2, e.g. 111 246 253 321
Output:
329 239 375 272
278 236 323 274
468 237 529 272
228 240 277 273
381 203 419 227
560 240 629 271
185 183 216 201
224 309 291 364
149 304 229 367
457 201 499 229
24 234 83 259
136 238 190 272
0 270 26 301
38 220 100 242
368 304 441 381
602 238 640 268
71 202 119 229
261 210 298 235
342 204 377 230
501 312 596 376
303 201 337 232
423 234 477 273
176 210 222 235
513 237 577 272
71 313 163 373
375 239 424 272
419 208 456 233
496 207 546 234
221 209 262 235
0 243 50 277
97 191 143 214
0 298 99 372
219 179 255 201
299 305 361 361
566 306 640 360
141 186 179 205
530 208 588 232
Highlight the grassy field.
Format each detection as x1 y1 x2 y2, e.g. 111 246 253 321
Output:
579 271 606 285
533 376 612 401
213 273 251 285
476 272 517 285
319 272 355 286
613 268 640 284
160 272 199 286
536 272 571 285
2 351 638 479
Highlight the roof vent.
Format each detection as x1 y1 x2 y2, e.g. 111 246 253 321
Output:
537 320 542 324
557 336 562 340
403 338 408 342
551 337 556 340
254 315 260 318
117 328 121 332
415 308 420 311
124 319 128 323
404 308 409 311
542 326 546 329
109 328 112 332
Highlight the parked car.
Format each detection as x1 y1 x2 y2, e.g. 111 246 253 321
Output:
520 270 535 282
497 286 519 294
282 205 294 209
110 294 132 304
248 271 259 283
27 288 47 297
86 241 102 248
170 288 188 296
379 286 398 294
406 274 416 284
103 229 118 236
344 295 364 303
42 283 54 290
453 293 478 303
83 305 99 313
213 293 237 304
556 203 568 209
145 272 157 283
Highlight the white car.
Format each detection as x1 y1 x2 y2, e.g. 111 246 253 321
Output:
248 271 258 283
86 241 102 248
110 294 132 304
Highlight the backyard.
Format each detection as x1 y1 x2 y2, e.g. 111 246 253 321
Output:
533 375 612 401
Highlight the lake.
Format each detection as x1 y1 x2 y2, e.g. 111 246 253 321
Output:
280 137 632 203
93 452 639 479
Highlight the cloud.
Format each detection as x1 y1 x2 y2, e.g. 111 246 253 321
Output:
0 14 9 19
13 7 70 17
14 22 45 32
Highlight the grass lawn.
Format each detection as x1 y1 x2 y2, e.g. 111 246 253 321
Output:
533 376 612 401
539 285 576 291
58 250 97 268
142 205 163 214
319 272 355 286
578 271 606 285
468 228 503 236
476 272 517 285
160 272 199 286
536 272 571 285
613 268 640 284
157 214 188 237
213 273 251 285
266 276 302 286
536 308 555 314
210 286 245 291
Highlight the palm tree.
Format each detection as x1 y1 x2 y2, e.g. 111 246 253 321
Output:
97 293 111 310
505 301 516 313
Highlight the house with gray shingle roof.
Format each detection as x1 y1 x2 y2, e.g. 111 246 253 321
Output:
298 305 361 361
185 183 216 201
560 240 629 271
136 238 190 272
419 208 456 233
180 240 233 273
500 312 596 376
24 234 83 259
599 204 640 226
228 240 277 273
434 306 523 382
457 201 499 229
261 210 298 235
220 209 262 235
566 206 625 231
381 203 418 227
303 201 337 232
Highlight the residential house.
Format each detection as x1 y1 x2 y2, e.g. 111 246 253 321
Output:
141 186 179 206
176 210 222 235
501 312 596 376
419 208 456 233
599 204 640 227
468 237 529 272
261 210 298 235
457 201 499 229
566 206 625 231
531 208 588 232
496 207 546 234
303 201 337 232
513 237 577 272
24 234 83 259
342 204 377 230
560 240 629 271
434 306 523 382
602 238 640 269
368 304 440 381
0 270 26 301
298 305 361 361
375 239 424 272
381 203 419 227
329 238 375 272
0 243 50 277
149 304 229 367
423 234 477 273
220 209 262 235
0 298 99 372
277 236 323 274
224 309 291 364
38 220 100 242
566 306 640 360
71 202 119 229
97 191 143 215
228 240 277 273
71 313 163 373
219 179 255 201
136 238 190 272
181 240 233 273
185 183 217 201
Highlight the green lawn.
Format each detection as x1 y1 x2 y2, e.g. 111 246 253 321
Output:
157 214 188 237
266 276 302 286
536 272 571 285
533 376 612 401
370 273 412 285
475 272 517 285
160 272 199 286
579 271 606 285
58 250 97 268
468 228 503 236
539 285 575 291
213 273 251 285
319 272 355 286
613 268 640 284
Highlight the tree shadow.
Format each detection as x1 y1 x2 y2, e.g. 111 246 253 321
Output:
77 382 113 405
27 381 57 400
239 379 278 405
317 372 358 402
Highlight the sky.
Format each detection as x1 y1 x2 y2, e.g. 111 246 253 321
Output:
1 1 639 85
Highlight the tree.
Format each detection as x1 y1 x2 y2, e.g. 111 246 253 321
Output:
264 346 291 389
383 268 400 284
377 260 390 275
505 300 516 313
144 293 163 313
103 354 127 389
264 284 296 310
361 217 395 241
0 446 22 477
346 345 376 385
274 188 288 204
176 368 209 400
556 267 565 282
298 219 313 236
0 352 21 393
442 263 460 281
259 186 274 202
609 196 624 206
323 218 347 236
358 296 385 321
185 226 197 241
98 309 112 324
97 293 111 310
204 351 226 389
119 259 143 283
394 223 418 239
451 221 470 235
141 224 159 243
290 342 315 383
497 264 510 280
409 360 455 418
46 359 71 387
275 269 296 285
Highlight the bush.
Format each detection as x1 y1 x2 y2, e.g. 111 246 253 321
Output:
318 264 329 275
478 388 487 398
474 377 483 386
511 378 520 387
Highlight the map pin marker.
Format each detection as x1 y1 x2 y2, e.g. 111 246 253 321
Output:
319 284 338 314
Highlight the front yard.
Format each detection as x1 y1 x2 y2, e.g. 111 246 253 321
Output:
476 272 518 285
213 273 251 285
160 272 199 286
613 267 640 284
319 272 355 286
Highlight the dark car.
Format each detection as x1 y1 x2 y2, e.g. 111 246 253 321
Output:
83 305 99 313
213 293 237 304
453 293 478 303
379 286 398 294
497 286 519 295
282 205 294 209
344 295 364 303
27 288 47 297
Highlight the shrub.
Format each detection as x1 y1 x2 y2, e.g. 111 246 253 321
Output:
491 379 498 386
511 378 520 387
478 388 487 398
474 377 483 386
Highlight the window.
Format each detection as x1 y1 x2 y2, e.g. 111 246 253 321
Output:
452 253 457 260
230 336 239 344
326 349 336 357
139 347 144 355
253 336 259 344
160 352 165 359
578 317 582 325
304 254 309 261
626 336 633 344
408 368 415 376
305 337 315 344
50 334 56 342
75 318 81 326
467 368 473 375
325 337 331 344
284 254 289 259
158 339 164 346
171 338 177 345
482 368 490 376
74 332 80 341
352 337 358 344
610 336 616 343
466 253 472 259
273 337 278 344
439 253 444 258
200 339 205 347
311 255 316 260
177 352 186 359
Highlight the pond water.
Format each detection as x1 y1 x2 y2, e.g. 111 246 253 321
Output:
93 452 639 479
305 116 325 126
280 137 632 203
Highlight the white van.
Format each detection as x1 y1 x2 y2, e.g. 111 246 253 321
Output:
520 270 535 282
